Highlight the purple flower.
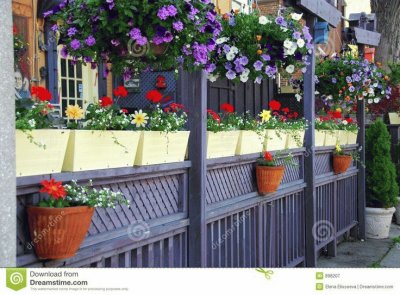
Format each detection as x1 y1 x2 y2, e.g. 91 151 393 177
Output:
275 16 287 27
157 7 169 20
332 78 337 84
265 65 277 77
192 43 209 65
123 68 132 81
91 62 97 70
173 21 184 32
206 39 216 51
349 86 355 92
261 54 271 61
240 56 249 66
136 36 148 46
67 27 78 37
205 63 216 73
85 35 96 47
129 28 142 40
229 17 236 26
111 39 120 47
167 5 178 17
43 10 53 18
60 46 68 58
153 36 165 45
254 60 263 71
70 39 81 50
225 63 232 70
84 56 92 63
346 76 352 83
223 44 231 54
51 24 58 31
293 32 301 39
255 76 263 84
163 31 173 43
226 70 236 80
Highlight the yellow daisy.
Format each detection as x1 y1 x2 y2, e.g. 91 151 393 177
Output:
65 104 84 120
132 110 148 128
335 144 342 153
259 110 271 122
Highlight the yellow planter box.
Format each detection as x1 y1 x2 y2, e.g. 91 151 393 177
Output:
135 131 190 165
16 129 70 177
324 131 337 146
207 131 240 159
347 131 358 145
63 130 140 171
286 130 305 149
337 130 348 145
264 129 287 151
315 130 325 147
389 113 400 124
235 130 265 155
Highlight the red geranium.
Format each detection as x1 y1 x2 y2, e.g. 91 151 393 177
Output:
282 107 290 114
269 100 281 111
40 179 66 200
220 103 235 113
146 90 163 103
100 96 113 107
113 86 128 98
169 103 187 112
121 108 128 114
31 86 52 102
264 151 273 162
345 118 353 124
293 112 299 118
332 111 342 119
207 109 221 123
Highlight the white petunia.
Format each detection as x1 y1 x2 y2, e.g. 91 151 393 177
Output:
208 74 219 82
295 93 302 102
259 16 271 25
291 13 303 21
230 46 239 54
240 74 249 83
216 37 229 44
283 39 293 49
374 98 380 103
281 27 288 32
342 120 348 125
297 38 305 48
226 51 235 61
285 65 295 74
368 99 373 104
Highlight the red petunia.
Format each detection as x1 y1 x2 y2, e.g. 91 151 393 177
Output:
100 96 113 107
113 86 128 98
146 90 163 103
40 179 66 200
269 100 281 111
207 109 221 123
220 103 235 113
264 151 273 162
31 86 52 102
282 107 290 114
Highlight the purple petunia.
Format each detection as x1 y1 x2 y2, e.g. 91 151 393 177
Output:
60 46 68 58
163 31 173 43
275 16 287 27
85 35 96 46
129 28 142 40
261 54 271 61
265 65 277 77
254 60 263 71
239 56 249 66
70 39 81 50
43 10 53 18
157 5 178 20
192 43 209 65
225 63 232 70
153 36 165 45
226 70 236 80
206 39 216 51
293 32 302 39
205 63 216 73
223 44 231 54
346 76 352 83
173 21 184 32
332 78 337 84
255 76 263 84
349 86 355 92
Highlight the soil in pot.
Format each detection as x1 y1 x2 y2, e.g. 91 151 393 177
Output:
333 155 352 174
27 206 94 260
256 165 285 195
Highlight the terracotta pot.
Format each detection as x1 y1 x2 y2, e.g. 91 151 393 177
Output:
333 155 352 174
27 206 94 260
256 165 285 195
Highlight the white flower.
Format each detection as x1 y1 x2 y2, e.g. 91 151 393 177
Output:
285 46 297 56
368 99 373 104
342 120 348 125
381 90 385 95
363 91 368 96
283 39 293 49
281 27 288 32
368 88 374 94
295 93 302 102
230 46 239 54
226 51 235 61
297 38 305 48
28 119 36 128
291 13 303 21
216 37 229 44
242 68 250 76
285 65 295 74
240 74 249 83
259 16 271 25
374 98 380 103
208 74 219 82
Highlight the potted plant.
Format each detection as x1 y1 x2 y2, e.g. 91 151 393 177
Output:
28 178 129 259
62 86 141 172
234 111 265 155
365 119 399 239
134 90 190 166
256 151 285 195
206 108 240 159
332 144 353 174
47 0 220 76
16 86 70 177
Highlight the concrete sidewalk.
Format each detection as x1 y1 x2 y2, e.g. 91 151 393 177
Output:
318 223 400 268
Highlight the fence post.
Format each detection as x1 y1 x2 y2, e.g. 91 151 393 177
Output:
0 0 16 267
178 70 207 267
356 98 366 239
303 15 317 267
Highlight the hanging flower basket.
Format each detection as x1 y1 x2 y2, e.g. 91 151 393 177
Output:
333 155 352 174
27 206 94 260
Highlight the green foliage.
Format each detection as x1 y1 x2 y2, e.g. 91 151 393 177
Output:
15 99 53 130
389 62 400 85
85 104 133 130
145 105 187 132
365 119 399 208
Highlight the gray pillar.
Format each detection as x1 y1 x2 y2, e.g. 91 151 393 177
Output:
0 0 16 267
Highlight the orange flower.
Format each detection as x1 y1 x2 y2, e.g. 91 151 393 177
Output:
345 96 351 101
40 179 66 200
234 9 239 15
257 49 263 55
256 35 262 41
